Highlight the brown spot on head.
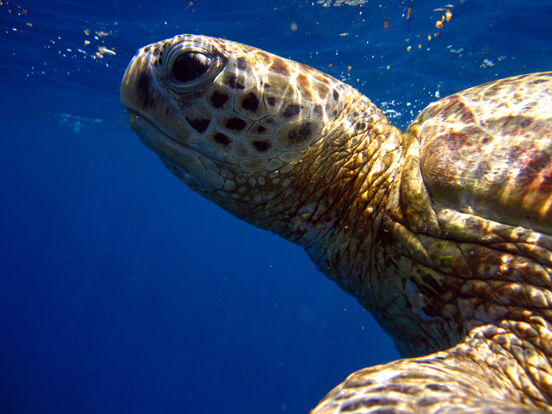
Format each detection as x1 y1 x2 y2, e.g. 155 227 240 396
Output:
296 73 310 90
333 89 340 101
186 118 210 133
252 140 271 152
235 56 248 71
282 104 302 119
267 97 277 107
263 117 277 126
241 93 259 113
296 73 313 101
312 72 331 86
288 122 314 147
210 91 229 109
270 57 291 77
136 70 155 109
313 104 323 117
255 51 273 67
225 117 247 130
224 74 245 90
274 120 320 151
214 133 232 149
314 83 330 100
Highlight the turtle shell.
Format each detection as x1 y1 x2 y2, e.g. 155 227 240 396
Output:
414 72 552 234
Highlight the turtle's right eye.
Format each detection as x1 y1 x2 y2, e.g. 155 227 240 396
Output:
172 52 212 83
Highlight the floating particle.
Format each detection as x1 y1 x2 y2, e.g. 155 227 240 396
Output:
445 9 452 21
406 6 412 20
418 44 422 49
348 65 352 71
290 22 297 31
339 32 349 36
480 59 495 68
384 19 388 29
428 35 432 41
84 40 90 46
407 46 411 51
26 22 32 27
97 46 116 56
84 29 90 36
436 21 443 29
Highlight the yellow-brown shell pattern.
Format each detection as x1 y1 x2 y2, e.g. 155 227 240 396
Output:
417 72 552 234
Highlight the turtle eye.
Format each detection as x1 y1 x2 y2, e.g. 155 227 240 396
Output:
172 52 212 83
162 38 226 92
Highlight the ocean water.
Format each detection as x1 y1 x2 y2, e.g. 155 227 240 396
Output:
1 1 551 413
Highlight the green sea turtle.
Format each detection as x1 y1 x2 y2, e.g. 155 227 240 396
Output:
120 34 552 413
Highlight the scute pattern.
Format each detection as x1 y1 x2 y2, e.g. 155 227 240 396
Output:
417 73 552 234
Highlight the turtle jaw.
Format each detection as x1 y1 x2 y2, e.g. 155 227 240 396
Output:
125 108 216 191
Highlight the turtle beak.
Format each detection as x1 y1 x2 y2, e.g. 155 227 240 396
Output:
120 48 155 114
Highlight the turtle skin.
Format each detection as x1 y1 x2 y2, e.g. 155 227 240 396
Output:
120 34 552 413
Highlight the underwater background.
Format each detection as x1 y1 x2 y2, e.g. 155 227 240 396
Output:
1 1 551 413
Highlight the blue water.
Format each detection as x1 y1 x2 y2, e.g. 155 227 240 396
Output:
1 1 551 413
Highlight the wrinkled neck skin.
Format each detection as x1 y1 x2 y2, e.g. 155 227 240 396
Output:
275 112 552 409
189 94 552 408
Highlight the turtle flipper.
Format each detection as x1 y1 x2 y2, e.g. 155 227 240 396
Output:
312 342 549 414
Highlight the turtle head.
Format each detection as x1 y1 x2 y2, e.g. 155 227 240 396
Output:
121 35 407 343
120 34 355 231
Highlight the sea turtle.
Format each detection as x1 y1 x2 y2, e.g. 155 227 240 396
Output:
120 34 552 413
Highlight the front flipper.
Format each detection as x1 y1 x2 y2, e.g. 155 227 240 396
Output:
311 341 548 414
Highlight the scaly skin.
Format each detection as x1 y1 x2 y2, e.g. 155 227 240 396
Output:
120 35 552 413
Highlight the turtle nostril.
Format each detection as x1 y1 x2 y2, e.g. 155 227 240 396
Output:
172 52 212 82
